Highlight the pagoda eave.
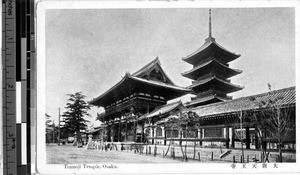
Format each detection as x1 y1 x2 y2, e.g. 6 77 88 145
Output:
182 59 242 80
182 40 240 65
189 77 244 94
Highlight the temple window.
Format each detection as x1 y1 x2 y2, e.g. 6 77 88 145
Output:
166 130 179 138
156 127 162 137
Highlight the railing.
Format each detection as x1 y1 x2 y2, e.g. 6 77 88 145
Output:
104 94 166 116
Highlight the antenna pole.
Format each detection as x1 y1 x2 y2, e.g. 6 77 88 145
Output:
209 9 212 38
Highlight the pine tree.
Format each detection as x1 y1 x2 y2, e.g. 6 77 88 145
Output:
62 92 91 147
45 113 53 144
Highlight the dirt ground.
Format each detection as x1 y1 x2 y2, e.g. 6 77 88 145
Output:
46 143 296 164
46 144 180 164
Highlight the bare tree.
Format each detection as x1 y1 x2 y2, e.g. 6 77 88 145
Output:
161 116 180 158
250 109 271 163
231 110 246 163
161 110 199 161
250 85 295 162
256 99 294 162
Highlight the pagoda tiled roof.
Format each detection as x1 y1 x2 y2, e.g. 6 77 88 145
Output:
138 101 182 121
186 95 230 107
188 75 244 93
182 58 242 80
190 86 295 117
182 37 240 65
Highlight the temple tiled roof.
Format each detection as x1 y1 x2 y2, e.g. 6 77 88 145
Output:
130 76 189 92
190 86 295 117
138 101 182 121
90 58 191 107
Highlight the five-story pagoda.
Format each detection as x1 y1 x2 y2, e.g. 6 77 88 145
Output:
182 10 243 107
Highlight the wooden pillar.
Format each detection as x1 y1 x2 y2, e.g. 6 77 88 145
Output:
108 122 113 142
125 119 128 142
134 121 137 142
153 127 156 145
245 127 250 149
161 127 165 145
231 127 235 148
199 129 202 146
164 130 167 145
111 124 114 142
179 131 182 146
262 129 267 150
225 126 229 148
106 125 110 142
113 124 116 142
255 127 259 149
141 125 145 143
118 117 121 142
152 127 155 144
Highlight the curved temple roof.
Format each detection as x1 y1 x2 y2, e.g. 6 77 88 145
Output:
90 58 191 107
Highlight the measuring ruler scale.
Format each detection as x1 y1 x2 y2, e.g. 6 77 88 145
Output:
2 0 17 174
2 0 35 174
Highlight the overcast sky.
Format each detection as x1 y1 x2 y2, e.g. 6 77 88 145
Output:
45 7 295 127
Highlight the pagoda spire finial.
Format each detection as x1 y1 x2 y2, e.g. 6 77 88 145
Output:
209 9 212 38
